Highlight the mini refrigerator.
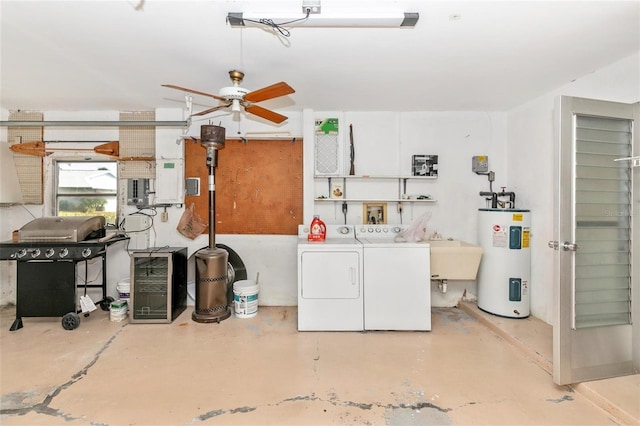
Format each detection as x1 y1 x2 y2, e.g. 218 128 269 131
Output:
130 247 187 323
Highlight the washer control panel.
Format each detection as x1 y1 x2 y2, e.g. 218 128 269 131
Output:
358 225 405 235
356 224 408 241
298 224 356 239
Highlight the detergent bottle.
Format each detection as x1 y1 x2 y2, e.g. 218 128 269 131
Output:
308 215 326 242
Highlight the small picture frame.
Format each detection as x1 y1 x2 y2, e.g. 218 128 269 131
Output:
363 203 387 224
412 154 438 177
331 182 344 199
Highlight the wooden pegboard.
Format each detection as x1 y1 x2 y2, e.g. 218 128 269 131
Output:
184 138 302 235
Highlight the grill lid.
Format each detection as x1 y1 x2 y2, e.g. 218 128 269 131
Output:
18 216 106 242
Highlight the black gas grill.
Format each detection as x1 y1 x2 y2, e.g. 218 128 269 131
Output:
0 216 128 331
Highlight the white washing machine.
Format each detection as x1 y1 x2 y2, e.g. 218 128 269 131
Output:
297 224 363 331
356 224 431 331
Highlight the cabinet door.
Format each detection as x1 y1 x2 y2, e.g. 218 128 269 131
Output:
300 251 360 299
17 261 76 317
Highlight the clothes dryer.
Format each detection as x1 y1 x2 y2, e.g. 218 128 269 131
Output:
297 225 363 331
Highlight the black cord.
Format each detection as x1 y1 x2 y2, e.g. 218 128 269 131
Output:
84 259 89 296
236 9 310 37
118 210 155 233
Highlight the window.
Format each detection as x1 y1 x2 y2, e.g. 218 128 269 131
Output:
55 161 118 224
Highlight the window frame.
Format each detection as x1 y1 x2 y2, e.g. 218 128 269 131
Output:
54 160 119 224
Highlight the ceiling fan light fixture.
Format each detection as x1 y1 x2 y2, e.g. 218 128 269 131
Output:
162 70 294 124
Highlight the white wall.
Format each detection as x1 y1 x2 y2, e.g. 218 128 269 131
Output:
306 111 508 228
507 51 640 324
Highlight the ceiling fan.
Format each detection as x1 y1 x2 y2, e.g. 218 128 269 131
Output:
162 70 295 124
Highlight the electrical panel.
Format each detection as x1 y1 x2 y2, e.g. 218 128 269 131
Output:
127 179 150 206
155 158 184 204
472 156 489 173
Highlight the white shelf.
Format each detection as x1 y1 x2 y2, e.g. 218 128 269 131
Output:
313 174 437 205
315 198 436 203
314 175 437 180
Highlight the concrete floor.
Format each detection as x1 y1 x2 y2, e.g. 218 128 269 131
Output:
0 303 638 426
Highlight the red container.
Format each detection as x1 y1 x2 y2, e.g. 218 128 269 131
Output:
307 216 326 242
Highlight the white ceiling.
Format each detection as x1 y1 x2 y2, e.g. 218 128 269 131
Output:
1 0 639 116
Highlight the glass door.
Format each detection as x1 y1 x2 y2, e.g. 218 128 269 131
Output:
131 253 171 323
553 96 639 385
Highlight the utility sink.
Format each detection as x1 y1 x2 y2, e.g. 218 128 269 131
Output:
429 239 483 280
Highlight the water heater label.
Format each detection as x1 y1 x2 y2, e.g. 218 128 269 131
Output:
523 228 530 248
491 224 508 247
512 213 523 221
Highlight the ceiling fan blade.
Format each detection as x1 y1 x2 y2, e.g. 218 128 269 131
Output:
162 84 227 102
245 104 288 124
191 103 232 117
244 82 295 103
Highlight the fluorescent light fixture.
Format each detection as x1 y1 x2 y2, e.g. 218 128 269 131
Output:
227 11 419 28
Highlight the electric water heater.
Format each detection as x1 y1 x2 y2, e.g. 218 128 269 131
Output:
477 209 531 318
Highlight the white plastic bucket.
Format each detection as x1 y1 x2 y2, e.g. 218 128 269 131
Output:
187 280 196 305
116 278 131 310
233 280 259 318
110 299 128 322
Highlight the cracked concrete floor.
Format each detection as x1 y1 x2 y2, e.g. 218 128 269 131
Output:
0 305 626 425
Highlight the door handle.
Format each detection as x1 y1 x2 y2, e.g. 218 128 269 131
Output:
548 241 579 251
561 242 579 251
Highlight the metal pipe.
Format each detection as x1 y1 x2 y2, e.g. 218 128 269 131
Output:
0 120 189 127
499 191 516 208
479 191 498 208
207 146 217 249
